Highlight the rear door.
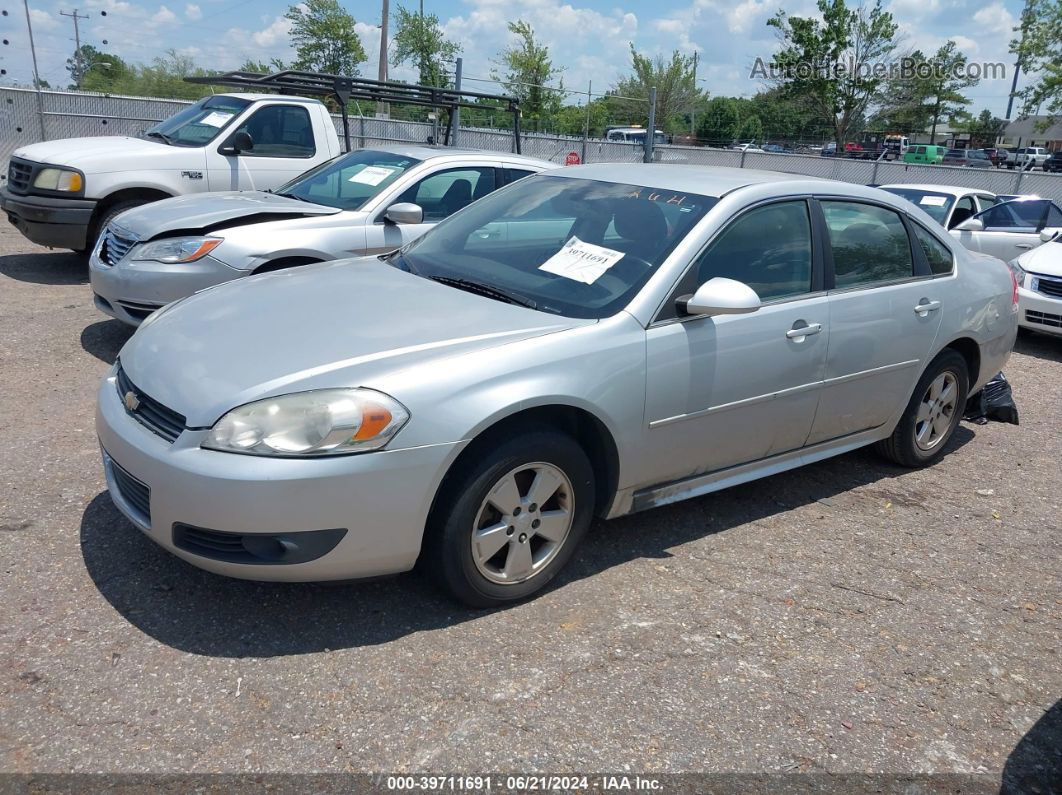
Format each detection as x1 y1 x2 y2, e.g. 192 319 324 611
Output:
807 199 945 444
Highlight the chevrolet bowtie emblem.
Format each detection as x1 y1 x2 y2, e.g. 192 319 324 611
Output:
123 390 140 412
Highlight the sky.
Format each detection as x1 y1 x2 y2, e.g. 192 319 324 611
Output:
0 0 1034 118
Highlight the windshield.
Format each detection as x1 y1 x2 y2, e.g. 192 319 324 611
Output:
144 95 250 147
393 174 718 319
881 187 954 224
275 149 420 211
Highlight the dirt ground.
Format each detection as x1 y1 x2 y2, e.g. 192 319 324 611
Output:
0 225 1059 790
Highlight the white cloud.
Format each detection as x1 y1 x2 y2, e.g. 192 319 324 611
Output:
151 5 177 24
251 15 291 48
28 8 59 31
185 3 202 22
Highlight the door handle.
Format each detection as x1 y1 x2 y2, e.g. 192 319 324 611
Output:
786 322 822 340
1015 243 1034 249
914 300 942 316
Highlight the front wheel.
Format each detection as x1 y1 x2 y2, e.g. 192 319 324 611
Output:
875 350 969 468
424 429 595 607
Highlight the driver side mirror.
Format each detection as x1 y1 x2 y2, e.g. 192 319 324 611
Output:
1040 227 1061 243
677 277 761 317
384 202 424 225
954 217 984 232
225 130 253 155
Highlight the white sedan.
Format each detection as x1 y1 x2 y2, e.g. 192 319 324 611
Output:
879 184 998 230
951 198 1062 263
1013 240 1062 337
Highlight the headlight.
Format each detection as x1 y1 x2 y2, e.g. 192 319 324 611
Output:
133 236 222 264
33 167 83 192
1007 258 1027 286
202 388 409 457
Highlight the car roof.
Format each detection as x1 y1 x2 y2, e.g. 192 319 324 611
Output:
879 183 995 198
221 93 325 105
360 143 554 167
550 163 840 196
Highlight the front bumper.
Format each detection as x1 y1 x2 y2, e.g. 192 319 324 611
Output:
95 369 462 581
0 186 97 249
89 247 244 326
1018 286 1062 337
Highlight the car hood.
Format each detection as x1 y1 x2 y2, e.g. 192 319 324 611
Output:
109 191 342 239
119 257 583 427
1018 240 1062 276
13 136 202 172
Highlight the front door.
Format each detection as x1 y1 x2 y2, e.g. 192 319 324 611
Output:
952 199 1062 261
206 104 318 192
807 200 944 444
640 200 828 486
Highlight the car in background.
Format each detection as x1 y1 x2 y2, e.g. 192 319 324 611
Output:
981 148 1007 168
606 127 667 145
1006 147 1050 170
762 143 793 154
96 164 1016 605
904 145 947 165
941 148 994 169
879 184 997 230
951 198 1062 262
1043 151 1062 173
1011 240 1062 337
90 145 554 326
731 142 765 153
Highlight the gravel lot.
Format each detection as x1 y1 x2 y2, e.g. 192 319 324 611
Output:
0 224 1059 789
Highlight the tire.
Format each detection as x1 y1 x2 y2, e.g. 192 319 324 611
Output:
874 349 969 468
424 428 596 607
86 200 147 255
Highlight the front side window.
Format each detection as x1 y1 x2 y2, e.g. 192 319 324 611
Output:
144 95 250 147
822 201 914 288
229 105 315 158
396 167 496 221
973 199 1052 230
912 223 954 275
394 175 717 318
275 149 420 211
689 201 813 302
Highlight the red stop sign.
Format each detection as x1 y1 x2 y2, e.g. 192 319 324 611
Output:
565 151 581 166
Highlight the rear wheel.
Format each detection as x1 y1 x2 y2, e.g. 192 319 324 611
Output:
875 350 969 468
424 428 595 607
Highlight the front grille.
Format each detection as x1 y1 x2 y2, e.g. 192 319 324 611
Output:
100 226 136 265
1026 310 1062 329
109 457 151 523
115 363 187 443
7 159 33 193
1031 273 1062 300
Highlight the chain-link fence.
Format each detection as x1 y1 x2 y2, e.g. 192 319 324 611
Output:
3 86 1061 203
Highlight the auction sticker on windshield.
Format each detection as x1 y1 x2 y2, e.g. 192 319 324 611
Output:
350 166 397 186
200 111 235 128
539 236 626 284
920 196 948 206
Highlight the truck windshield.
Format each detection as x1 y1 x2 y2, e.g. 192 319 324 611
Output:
392 174 717 319
144 96 251 147
274 149 420 210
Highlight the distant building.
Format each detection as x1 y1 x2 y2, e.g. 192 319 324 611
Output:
999 116 1062 151
909 122 970 148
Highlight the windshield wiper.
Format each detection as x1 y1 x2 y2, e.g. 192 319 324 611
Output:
145 130 173 145
273 192 317 204
429 275 537 309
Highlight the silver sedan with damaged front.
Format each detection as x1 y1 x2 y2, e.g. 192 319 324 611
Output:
96 165 1017 607
88 144 553 325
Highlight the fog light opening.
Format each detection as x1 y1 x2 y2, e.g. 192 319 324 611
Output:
241 535 295 562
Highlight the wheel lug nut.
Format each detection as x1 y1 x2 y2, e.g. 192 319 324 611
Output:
506 526 514 536
532 519 540 528
518 533 527 543
512 506 522 516
528 503 538 512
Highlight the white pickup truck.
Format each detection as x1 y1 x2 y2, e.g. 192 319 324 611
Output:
0 93 342 252
1005 146 1051 170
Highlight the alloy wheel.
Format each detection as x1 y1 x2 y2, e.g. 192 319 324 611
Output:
914 371 958 452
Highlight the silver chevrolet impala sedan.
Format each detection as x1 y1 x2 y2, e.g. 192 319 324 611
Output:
96 165 1017 606
89 145 553 325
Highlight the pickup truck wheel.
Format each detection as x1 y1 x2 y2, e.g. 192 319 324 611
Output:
874 350 969 468
424 428 595 608
85 200 147 256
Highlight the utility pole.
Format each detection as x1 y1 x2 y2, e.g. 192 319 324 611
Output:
60 8 89 89
1006 0 1034 120
377 0 390 118
22 0 46 138
691 51 697 137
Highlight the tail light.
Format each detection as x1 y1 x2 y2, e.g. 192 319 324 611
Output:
1010 268 1020 310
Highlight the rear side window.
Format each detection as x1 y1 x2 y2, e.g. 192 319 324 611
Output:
822 201 914 288
231 105 315 158
691 200 814 302
912 224 954 275
506 168 538 184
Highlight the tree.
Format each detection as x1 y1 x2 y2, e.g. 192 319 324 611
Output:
960 108 1007 147
612 45 703 135
491 20 563 122
391 5 460 88
67 44 128 90
766 0 898 148
285 0 367 76
1012 0 1062 119
918 41 979 143
239 58 288 73
697 96 742 144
